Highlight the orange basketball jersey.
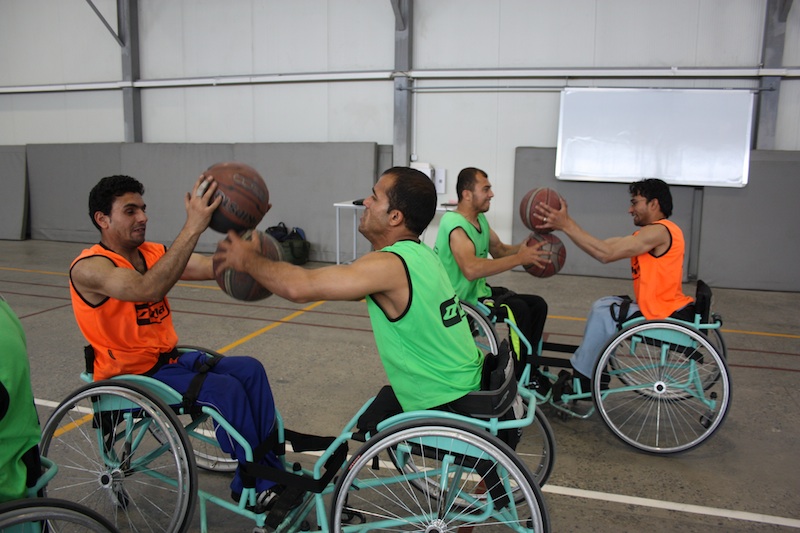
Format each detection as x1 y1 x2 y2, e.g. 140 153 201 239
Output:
631 219 693 319
69 243 178 380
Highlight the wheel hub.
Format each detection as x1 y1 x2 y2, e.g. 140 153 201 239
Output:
653 380 667 394
425 518 449 533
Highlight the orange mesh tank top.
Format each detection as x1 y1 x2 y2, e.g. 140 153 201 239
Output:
69 242 178 380
631 219 693 319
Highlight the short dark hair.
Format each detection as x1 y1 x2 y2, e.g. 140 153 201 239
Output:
88 175 145 230
456 167 487 201
383 167 436 235
629 178 673 218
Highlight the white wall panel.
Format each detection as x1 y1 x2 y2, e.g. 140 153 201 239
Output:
327 82 394 144
253 84 329 142
328 1 395 71
0 0 120 86
139 2 186 79
0 92 123 145
414 0 502 69
499 0 598 67
253 1 330 74
695 0 765 66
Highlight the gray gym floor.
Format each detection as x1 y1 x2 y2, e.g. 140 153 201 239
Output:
2 239 798 532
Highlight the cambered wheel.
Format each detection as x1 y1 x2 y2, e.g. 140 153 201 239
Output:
460 301 556 486
0 497 117 532
593 320 731 454
40 380 198 533
331 419 550 533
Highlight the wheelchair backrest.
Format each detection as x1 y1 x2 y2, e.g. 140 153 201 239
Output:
449 339 517 420
695 279 712 324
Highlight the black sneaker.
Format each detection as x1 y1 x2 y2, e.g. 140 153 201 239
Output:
231 485 302 514
527 368 552 396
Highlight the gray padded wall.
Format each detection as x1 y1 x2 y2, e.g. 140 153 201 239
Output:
514 147 800 291
27 143 124 243
0 146 27 240
698 151 800 291
513 147 693 281
232 143 378 261
25 143 379 261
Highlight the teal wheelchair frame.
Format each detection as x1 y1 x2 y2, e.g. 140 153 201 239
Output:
468 281 731 455
38 304 554 533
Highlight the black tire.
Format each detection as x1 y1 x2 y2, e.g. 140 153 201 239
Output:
0 497 118 532
593 320 732 454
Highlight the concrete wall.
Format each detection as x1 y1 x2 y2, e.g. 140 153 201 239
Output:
21 142 378 260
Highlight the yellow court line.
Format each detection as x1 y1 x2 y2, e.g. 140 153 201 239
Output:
53 412 94 438
0 266 67 276
216 300 328 353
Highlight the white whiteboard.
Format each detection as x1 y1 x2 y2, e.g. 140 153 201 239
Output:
555 88 753 188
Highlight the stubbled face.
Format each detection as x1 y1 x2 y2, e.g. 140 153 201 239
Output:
469 173 494 213
101 192 148 246
629 194 656 227
359 174 395 239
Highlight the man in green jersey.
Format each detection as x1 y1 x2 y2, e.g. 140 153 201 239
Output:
0 297 42 503
214 167 483 433
434 167 549 386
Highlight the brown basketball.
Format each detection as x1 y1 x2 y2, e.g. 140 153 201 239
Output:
519 187 563 233
523 232 566 278
213 230 283 301
202 162 270 233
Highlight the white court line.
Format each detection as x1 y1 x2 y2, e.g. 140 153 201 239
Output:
36 397 800 529
541 484 800 528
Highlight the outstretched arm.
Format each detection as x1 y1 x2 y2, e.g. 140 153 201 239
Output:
449 227 549 281
213 230 411 317
536 198 668 263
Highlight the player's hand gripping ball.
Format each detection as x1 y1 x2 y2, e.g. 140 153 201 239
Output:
524 232 566 278
213 230 283 301
519 187 563 233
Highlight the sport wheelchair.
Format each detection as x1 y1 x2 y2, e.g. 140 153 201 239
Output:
465 280 731 455
38 313 553 533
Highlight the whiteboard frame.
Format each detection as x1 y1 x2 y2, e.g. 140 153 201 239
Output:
555 88 754 188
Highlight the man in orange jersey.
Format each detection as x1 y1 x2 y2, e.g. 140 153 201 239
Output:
69 174 289 513
536 178 694 389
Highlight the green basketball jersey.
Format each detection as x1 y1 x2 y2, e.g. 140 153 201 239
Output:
0 298 41 503
434 211 492 303
366 240 482 412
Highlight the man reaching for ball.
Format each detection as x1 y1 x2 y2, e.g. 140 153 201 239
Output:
214 167 485 436
433 167 550 385
536 178 694 394
69 174 292 514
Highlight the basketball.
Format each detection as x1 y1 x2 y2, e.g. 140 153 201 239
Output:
202 162 270 233
519 187 563 233
523 232 566 278
213 230 283 301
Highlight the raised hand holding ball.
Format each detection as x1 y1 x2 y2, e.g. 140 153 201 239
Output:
203 162 271 233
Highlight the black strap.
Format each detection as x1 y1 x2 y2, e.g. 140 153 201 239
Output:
609 295 634 329
181 353 224 409
240 428 348 494
83 344 95 374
